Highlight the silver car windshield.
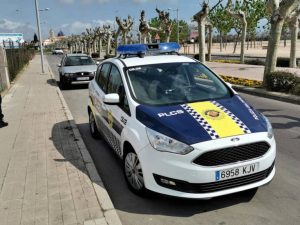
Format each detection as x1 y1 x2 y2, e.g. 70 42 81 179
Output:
64 56 95 66
126 62 231 106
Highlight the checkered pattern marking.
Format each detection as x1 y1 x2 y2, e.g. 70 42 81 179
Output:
98 118 122 157
181 104 220 140
211 101 251 134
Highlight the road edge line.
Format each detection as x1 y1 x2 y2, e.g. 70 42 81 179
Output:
47 61 122 225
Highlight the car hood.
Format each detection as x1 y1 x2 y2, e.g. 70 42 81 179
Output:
62 65 97 73
136 95 268 145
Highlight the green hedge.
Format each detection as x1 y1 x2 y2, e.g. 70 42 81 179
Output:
5 48 35 82
265 71 300 95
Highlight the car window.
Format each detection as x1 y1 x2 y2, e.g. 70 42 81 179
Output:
107 66 123 94
126 62 231 106
95 65 102 84
107 65 130 115
98 63 111 93
63 56 95 66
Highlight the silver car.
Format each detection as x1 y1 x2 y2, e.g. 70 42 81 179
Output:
58 54 98 89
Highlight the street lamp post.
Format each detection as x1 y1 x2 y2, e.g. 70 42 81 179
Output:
34 0 49 73
168 8 179 44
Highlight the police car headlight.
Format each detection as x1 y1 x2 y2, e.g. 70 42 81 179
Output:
146 127 194 155
262 114 273 139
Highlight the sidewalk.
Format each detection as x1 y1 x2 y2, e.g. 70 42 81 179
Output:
206 62 300 81
0 56 121 225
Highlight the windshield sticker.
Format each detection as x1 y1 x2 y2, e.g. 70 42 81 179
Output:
158 110 184 118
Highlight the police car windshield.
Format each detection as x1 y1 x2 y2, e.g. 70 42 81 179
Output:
126 62 231 106
64 56 95 66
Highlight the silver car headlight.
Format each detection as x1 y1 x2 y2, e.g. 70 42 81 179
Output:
262 114 273 139
146 127 194 155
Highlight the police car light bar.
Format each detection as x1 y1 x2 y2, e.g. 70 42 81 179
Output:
117 42 180 57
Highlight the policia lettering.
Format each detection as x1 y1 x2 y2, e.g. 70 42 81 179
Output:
181 101 251 140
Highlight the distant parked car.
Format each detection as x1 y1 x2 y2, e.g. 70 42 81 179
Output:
52 48 64 55
58 54 98 89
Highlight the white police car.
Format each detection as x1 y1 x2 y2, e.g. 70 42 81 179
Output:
88 43 276 199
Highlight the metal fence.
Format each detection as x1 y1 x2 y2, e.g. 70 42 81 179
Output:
5 48 35 82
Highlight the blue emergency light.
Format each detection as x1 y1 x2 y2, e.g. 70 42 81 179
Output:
117 42 180 57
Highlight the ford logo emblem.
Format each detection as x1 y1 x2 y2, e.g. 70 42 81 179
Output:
231 137 240 142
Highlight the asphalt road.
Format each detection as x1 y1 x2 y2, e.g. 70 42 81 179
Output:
47 54 300 225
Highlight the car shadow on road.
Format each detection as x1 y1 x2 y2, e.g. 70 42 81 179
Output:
51 120 90 180
73 122 259 218
46 78 89 90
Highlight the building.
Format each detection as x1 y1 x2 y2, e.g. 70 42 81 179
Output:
43 29 66 46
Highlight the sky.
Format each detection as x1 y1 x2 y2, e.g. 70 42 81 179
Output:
0 0 217 41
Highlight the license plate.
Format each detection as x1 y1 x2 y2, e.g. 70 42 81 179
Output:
77 77 90 81
215 163 259 181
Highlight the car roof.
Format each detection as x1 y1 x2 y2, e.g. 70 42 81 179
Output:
118 55 196 67
66 53 90 57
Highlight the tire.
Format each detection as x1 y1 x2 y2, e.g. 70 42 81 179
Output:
89 110 101 139
60 75 67 89
123 149 147 196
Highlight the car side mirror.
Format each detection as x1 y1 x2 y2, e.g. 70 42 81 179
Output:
57 64 61 67
103 93 120 105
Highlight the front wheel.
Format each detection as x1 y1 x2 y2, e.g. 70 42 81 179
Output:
124 150 147 196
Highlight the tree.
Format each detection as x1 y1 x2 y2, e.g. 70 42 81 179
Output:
149 18 189 43
263 0 300 82
209 4 234 53
225 0 248 64
286 7 300 67
33 33 38 43
193 0 223 63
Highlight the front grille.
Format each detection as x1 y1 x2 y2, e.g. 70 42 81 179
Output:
193 142 270 166
153 161 274 194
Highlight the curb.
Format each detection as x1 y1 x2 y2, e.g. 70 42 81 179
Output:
233 84 300 105
47 65 122 225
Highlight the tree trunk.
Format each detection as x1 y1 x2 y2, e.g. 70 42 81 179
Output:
289 18 299 68
198 19 206 63
98 38 102 59
263 19 285 83
207 26 212 61
220 31 223 52
240 22 247 64
233 33 240 54
106 35 111 56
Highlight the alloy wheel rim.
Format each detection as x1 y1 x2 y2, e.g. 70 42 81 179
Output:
125 152 144 190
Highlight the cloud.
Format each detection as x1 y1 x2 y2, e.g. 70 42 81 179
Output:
92 19 114 27
0 19 35 40
59 0 74 4
58 21 92 35
132 0 177 4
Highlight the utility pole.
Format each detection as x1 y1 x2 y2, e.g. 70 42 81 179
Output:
34 0 45 73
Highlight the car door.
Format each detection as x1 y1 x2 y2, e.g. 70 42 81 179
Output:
91 63 112 142
104 64 131 157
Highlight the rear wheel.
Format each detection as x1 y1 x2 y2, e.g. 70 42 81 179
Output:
124 150 147 196
89 110 101 139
